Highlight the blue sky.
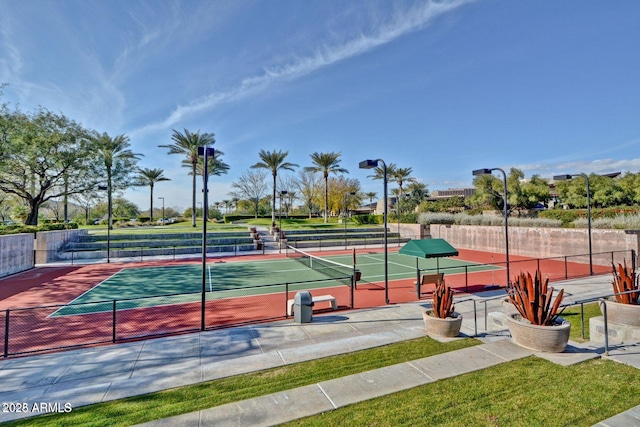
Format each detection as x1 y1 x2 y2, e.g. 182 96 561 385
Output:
2 0 640 212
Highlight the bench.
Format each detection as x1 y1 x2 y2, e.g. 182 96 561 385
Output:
287 294 337 316
415 273 444 290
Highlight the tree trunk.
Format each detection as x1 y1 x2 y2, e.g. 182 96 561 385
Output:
26 201 40 226
149 183 154 222
271 173 277 227
191 163 197 227
324 174 329 223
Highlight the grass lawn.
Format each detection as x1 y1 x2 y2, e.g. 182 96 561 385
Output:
562 302 601 342
4 303 635 427
2 337 478 427
283 357 640 427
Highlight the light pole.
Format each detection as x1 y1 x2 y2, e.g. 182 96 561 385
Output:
473 168 510 285
360 159 389 304
279 190 287 253
198 146 214 331
158 197 165 225
553 173 593 276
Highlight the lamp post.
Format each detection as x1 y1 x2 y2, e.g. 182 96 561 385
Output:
279 190 288 253
472 168 510 285
198 146 214 331
360 159 389 304
158 197 165 225
553 173 593 276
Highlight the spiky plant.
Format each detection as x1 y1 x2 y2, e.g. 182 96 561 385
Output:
611 260 639 304
507 270 565 326
432 279 455 318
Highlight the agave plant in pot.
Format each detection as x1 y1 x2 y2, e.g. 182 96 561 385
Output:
506 270 570 353
422 279 463 337
601 261 640 327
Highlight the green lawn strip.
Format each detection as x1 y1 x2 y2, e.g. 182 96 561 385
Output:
561 302 601 342
3 337 479 427
283 357 640 427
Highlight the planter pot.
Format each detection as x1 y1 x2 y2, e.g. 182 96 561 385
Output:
423 310 463 337
599 299 640 327
502 299 519 316
506 313 571 353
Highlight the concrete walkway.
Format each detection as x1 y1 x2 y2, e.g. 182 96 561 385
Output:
1 275 639 426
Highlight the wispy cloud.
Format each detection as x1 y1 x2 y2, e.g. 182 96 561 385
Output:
516 158 640 177
131 0 472 137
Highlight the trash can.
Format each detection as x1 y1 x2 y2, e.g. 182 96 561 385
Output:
293 291 314 323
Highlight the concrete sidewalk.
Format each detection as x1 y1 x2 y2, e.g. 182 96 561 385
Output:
1 275 639 426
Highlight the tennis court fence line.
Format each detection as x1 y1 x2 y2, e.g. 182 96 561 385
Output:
1 249 632 359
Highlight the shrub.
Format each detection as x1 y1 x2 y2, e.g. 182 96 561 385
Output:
418 213 455 225
539 209 580 226
352 214 384 225
509 217 562 228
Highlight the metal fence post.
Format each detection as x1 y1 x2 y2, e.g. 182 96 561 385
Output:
580 302 585 339
465 266 468 292
285 283 290 317
3 309 9 358
602 299 609 356
473 300 477 337
112 300 117 343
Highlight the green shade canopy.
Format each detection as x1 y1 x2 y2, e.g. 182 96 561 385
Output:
399 238 459 258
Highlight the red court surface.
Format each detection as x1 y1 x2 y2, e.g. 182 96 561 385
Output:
0 248 612 357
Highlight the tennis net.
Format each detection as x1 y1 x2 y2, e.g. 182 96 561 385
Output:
286 245 359 287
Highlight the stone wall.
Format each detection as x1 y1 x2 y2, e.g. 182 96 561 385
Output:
427 224 639 264
0 233 34 278
34 229 88 263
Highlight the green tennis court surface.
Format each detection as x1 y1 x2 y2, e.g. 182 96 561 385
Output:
52 252 498 316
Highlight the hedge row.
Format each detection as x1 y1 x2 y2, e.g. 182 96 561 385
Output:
0 222 79 235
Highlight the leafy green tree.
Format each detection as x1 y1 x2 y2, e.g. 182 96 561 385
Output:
471 172 507 212
0 106 98 225
304 152 348 223
555 174 621 208
471 167 550 214
617 172 640 205
135 168 170 221
160 129 215 227
91 198 140 222
506 169 551 213
92 132 142 229
251 149 298 227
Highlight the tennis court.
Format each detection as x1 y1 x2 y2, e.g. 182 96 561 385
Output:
51 248 497 317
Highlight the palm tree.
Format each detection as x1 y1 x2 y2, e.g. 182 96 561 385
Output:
251 149 298 228
160 129 215 227
136 168 170 221
92 132 141 229
365 191 377 213
182 150 229 179
369 163 397 214
392 167 417 214
304 152 348 223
